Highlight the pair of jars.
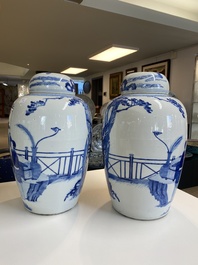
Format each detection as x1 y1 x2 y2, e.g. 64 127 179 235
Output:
9 72 187 219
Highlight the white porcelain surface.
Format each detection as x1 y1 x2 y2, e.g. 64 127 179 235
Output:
103 72 187 220
9 73 92 214
77 94 96 120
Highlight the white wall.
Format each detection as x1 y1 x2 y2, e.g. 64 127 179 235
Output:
170 45 198 122
87 44 198 123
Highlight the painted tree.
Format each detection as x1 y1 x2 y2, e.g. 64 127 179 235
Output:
102 96 153 201
11 96 92 203
153 131 183 179
64 97 92 200
102 96 153 169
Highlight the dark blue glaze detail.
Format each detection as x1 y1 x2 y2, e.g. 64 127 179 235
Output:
103 96 153 203
64 179 81 201
103 96 153 171
116 97 152 113
148 179 168 207
27 181 49 202
106 149 184 206
167 98 186 118
121 73 165 92
127 73 164 82
30 75 75 93
74 98 92 192
10 137 86 202
122 83 163 92
26 97 64 116
108 181 120 202
23 203 32 211
155 97 186 118
10 96 92 205
30 75 69 83
30 82 61 88
153 131 183 180
103 96 185 207
65 80 75 92
68 97 81 106
26 100 46 115
25 96 82 116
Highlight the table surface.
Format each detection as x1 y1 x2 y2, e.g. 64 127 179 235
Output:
1 169 198 265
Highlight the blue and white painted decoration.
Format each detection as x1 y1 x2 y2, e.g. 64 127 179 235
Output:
29 72 75 95
102 72 187 220
9 72 92 215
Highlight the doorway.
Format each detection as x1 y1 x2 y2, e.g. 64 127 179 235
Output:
91 76 103 113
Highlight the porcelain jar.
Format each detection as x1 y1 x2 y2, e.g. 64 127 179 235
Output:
8 72 92 215
102 72 187 220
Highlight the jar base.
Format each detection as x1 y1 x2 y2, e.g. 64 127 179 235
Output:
112 202 170 221
23 198 78 215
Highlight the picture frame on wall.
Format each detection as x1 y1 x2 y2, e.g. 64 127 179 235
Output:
125 67 138 75
142 59 170 80
109 72 123 99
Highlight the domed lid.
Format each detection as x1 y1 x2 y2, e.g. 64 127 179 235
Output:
121 72 169 95
29 72 75 95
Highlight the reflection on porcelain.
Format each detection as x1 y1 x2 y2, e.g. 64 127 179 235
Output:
77 94 96 120
9 72 92 215
89 123 104 169
91 123 103 152
103 72 187 220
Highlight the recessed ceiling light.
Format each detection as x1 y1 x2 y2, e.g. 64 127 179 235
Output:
89 45 138 62
61 67 88 75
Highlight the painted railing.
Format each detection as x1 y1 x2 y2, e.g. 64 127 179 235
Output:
15 147 85 176
108 153 177 180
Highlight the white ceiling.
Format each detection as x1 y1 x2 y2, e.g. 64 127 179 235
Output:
81 0 198 32
0 0 198 84
117 0 198 21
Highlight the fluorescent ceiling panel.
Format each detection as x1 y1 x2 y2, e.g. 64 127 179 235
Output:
61 67 87 74
89 46 138 62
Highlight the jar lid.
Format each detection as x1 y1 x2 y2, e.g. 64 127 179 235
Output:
121 72 169 95
29 72 75 95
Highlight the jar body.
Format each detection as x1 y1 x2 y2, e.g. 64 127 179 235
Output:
103 93 187 220
9 74 92 214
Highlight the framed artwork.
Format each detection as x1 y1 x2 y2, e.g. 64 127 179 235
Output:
142 59 170 80
126 67 138 75
109 72 123 99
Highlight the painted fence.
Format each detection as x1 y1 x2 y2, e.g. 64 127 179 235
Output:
15 147 85 176
108 153 177 180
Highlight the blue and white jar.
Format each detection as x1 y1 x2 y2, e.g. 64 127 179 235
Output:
9 72 92 215
102 72 187 220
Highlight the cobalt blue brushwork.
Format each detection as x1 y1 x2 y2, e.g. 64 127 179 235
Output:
29 73 75 93
121 72 167 93
103 72 187 220
9 72 92 214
